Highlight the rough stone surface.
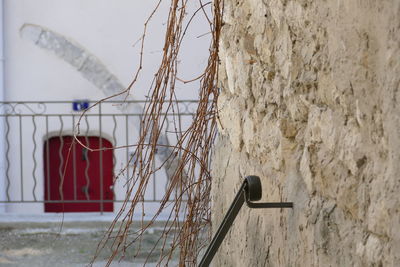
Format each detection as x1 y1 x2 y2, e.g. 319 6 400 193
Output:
212 1 400 266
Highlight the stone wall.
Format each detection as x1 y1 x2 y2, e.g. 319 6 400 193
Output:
212 0 400 266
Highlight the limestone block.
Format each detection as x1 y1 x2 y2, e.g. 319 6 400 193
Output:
79 55 112 89
300 147 313 194
20 24 42 43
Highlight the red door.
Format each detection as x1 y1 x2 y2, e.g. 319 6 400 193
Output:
44 136 114 212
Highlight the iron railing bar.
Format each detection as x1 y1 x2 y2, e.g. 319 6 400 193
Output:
99 103 104 214
152 119 156 202
72 115 77 201
5 115 10 201
163 118 171 201
19 115 23 201
111 115 117 201
31 116 37 201
84 116 91 201
45 116 50 201
58 116 64 202
153 159 156 201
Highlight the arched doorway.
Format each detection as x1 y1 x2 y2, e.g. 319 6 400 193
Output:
44 136 114 212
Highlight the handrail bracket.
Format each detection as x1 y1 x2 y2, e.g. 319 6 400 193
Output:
198 175 293 267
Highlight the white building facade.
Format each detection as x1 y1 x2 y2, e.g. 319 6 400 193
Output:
0 0 209 217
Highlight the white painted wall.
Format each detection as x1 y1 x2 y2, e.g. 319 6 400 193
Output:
3 0 210 216
5 0 210 101
0 0 5 212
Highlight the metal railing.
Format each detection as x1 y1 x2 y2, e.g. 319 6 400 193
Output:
0 100 198 211
199 176 293 267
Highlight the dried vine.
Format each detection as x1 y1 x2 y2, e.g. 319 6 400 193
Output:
82 1 224 266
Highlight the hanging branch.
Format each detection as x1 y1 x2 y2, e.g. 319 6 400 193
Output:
84 1 224 266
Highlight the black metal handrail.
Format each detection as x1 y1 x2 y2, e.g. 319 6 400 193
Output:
199 176 293 267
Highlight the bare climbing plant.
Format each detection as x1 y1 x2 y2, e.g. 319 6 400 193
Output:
75 0 224 266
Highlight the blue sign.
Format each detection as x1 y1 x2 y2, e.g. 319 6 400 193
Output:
72 100 89 111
